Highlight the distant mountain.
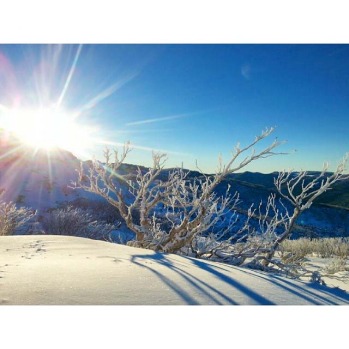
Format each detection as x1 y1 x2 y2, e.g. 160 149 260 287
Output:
0 130 100 209
1 130 348 238
103 164 349 238
225 171 349 211
214 171 349 238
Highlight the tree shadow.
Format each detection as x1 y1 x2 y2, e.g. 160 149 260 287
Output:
131 252 275 305
130 252 349 305
229 266 349 305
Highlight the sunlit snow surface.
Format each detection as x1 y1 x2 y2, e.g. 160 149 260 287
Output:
0 235 348 305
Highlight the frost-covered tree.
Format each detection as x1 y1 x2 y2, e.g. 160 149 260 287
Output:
75 126 348 276
261 156 349 266
188 155 349 273
41 206 119 241
0 197 36 236
75 127 282 253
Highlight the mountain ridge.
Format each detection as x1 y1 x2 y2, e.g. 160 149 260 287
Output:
1 132 348 238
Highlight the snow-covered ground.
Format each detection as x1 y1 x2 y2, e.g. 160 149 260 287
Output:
1 235 348 305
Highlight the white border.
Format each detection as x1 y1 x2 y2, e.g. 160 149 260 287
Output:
0 0 348 43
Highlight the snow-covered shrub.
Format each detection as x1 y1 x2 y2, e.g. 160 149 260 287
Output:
0 199 36 236
41 206 119 241
57 198 123 224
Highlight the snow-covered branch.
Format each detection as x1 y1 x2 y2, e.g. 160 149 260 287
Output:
75 128 283 253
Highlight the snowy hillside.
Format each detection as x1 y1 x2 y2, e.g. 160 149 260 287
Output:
1 235 348 305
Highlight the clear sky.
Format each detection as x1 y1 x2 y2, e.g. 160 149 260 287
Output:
0 44 348 173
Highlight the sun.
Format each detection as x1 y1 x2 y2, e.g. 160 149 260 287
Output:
0 106 96 157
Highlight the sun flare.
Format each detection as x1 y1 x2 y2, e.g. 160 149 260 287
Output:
0 106 96 157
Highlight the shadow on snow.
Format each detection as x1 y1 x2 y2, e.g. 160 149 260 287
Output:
130 252 349 305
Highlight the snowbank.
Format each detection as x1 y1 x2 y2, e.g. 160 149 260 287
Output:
0 235 348 305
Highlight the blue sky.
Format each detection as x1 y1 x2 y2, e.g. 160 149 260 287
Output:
0 44 348 173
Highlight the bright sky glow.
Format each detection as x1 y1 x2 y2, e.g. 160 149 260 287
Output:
0 106 96 157
0 44 348 173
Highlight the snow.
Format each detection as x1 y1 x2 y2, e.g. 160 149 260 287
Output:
0 235 348 305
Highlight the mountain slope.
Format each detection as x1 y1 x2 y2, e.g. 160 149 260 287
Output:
0 130 102 209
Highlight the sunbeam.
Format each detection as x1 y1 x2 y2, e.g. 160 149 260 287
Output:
56 44 83 108
126 112 191 126
78 72 139 112
0 45 137 161
99 139 191 157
